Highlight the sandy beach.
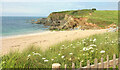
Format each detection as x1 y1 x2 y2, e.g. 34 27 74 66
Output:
2 29 107 55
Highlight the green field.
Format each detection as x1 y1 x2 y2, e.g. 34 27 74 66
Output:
1 32 118 68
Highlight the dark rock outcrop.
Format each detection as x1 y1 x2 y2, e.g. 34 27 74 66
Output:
33 9 100 30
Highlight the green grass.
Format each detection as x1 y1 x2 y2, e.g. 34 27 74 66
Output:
52 9 94 17
51 9 118 28
87 10 118 28
1 32 118 68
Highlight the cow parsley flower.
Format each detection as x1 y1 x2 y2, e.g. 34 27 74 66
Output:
69 53 73 55
61 56 64 58
51 59 54 61
33 52 41 56
69 58 72 61
2 61 5 64
93 38 96 42
89 47 93 50
28 54 31 57
81 60 84 62
83 47 86 51
58 53 61 55
42 58 46 60
44 60 49 62
100 50 105 53
91 50 94 52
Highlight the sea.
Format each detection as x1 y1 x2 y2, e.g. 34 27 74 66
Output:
1 16 49 37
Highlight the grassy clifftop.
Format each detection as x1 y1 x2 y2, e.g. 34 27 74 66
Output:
48 9 118 29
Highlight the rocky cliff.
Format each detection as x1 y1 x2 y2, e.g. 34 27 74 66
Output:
34 9 103 30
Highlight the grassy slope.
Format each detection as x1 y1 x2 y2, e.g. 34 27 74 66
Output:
1 32 118 68
87 10 118 28
52 10 118 28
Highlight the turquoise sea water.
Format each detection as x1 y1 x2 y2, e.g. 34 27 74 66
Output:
1 16 49 37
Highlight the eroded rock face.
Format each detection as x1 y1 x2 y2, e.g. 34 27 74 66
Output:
34 12 100 30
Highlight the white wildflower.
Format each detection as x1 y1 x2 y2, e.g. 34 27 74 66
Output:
42 58 46 60
112 41 114 43
83 54 85 56
2 61 5 64
28 54 31 57
81 60 84 62
61 56 65 58
44 60 49 62
86 48 89 51
73 46 75 48
90 38 92 41
62 45 65 46
93 38 96 42
100 50 105 53
105 37 107 39
69 58 72 61
32 52 35 54
89 47 93 50
91 50 94 52
33 53 41 56
83 47 86 51
51 59 54 61
78 57 80 59
69 53 73 55
58 53 61 55
90 44 97 47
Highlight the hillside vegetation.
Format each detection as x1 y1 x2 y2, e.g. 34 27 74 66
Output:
1 32 118 68
36 9 118 30
51 10 118 27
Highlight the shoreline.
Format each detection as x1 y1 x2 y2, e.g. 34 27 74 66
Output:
2 29 107 55
2 31 51 39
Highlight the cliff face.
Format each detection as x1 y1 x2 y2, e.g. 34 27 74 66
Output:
35 9 102 30
46 13 100 30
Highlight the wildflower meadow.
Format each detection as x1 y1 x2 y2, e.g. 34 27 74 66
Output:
1 32 118 68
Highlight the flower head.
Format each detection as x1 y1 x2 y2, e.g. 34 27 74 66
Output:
44 60 49 62
69 53 73 55
69 58 72 61
89 47 93 50
42 58 46 60
100 50 105 53
51 59 54 61
93 38 96 42
61 56 65 58
33 52 41 56
91 50 94 52
58 53 61 55
83 47 86 51
28 54 31 57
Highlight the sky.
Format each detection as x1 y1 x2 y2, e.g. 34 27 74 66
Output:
0 0 119 16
